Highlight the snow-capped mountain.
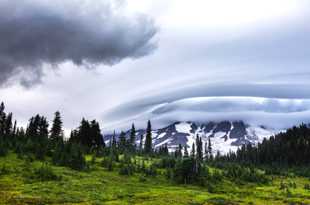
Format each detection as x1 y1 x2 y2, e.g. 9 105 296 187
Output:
104 121 279 154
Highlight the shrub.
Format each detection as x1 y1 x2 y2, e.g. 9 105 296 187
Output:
171 158 210 185
102 157 114 171
32 164 61 181
224 164 268 184
119 163 135 176
0 165 10 176
143 164 157 177
0 141 8 156
139 175 147 182
157 157 176 169
52 142 87 171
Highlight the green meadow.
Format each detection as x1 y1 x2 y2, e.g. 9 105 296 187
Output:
1 153 310 205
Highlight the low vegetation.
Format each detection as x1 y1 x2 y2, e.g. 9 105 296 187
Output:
1 101 310 204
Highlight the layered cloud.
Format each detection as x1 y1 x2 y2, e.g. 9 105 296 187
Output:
0 0 157 87
0 0 310 134
101 83 310 131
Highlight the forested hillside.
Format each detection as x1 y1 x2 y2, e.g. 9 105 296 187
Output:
1 101 310 204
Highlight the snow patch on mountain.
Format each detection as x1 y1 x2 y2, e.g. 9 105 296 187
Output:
104 121 280 155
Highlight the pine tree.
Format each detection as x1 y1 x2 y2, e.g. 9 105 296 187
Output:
196 135 203 161
191 143 196 158
204 140 208 161
208 137 212 159
118 131 127 153
144 120 152 154
89 120 104 148
79 118 91 147
0 102 5 136
50 111 63 144
175 144 183 158
129 123 136 152
4 113 12 136
139 134 144 152
184 145 189 158
13 120 17 136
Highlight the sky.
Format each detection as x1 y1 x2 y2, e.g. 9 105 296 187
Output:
0 0 310 134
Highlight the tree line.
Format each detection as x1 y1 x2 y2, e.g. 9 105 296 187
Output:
2 101 310 186
219 124 310 166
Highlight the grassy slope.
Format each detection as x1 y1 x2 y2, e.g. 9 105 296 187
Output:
0 154 310 205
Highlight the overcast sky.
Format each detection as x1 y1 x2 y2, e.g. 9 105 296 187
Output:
0 0 310 133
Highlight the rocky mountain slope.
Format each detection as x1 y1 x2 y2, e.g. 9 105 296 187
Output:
104 121 279 154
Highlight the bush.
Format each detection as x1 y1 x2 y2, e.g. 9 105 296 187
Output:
119 163 135 176
52 142 87 171
157 157 176 169
171 158 210 185
0 141 8 156
0 165 10 176
32 164 61 181
143 164 157 177
224 164 268 184
139 175 147 182
102 157 114 171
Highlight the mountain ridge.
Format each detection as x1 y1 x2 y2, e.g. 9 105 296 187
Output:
103 120 279 154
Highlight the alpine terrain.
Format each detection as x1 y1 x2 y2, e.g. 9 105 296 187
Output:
104 121 279 154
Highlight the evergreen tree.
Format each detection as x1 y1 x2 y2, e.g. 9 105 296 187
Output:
79 118 91 147
191 143 196 158
0 102 5 136
4 112 12 136
129 123 136 152
144 120 152 154
208 137 212 159
196 135 203 162
184 145 189 158
118 131 127 154
50 111 63 144
139 134 144 152
13 120 17 136
70 118 104 151
175 144 183 158
89 120 104 149
204 140 209 161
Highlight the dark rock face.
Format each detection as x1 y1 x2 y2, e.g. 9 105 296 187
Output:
213 121 231 133
230 121 247 139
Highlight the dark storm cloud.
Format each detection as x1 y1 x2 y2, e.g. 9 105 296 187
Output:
0 0 157 86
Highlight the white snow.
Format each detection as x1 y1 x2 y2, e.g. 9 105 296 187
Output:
214 131 226 139
155 138 172 148
157 132 166 139
175 122 192 134
246 126 278 143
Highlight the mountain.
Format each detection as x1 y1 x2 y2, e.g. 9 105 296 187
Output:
103 121 279 154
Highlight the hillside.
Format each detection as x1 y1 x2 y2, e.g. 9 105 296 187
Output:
1 153 310 205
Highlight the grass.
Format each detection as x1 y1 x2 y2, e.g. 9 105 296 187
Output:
1 153 310 205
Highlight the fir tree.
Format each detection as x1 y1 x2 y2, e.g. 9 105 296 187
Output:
175 144 183 158
139 134 144 152
4 112 12 136
129 123 136 152
50 111 63 144
196 135 203 162
191 143 196 158
184 145 189 158
89 120 104 149
208 137 212 159
118 131 127 154
0 102 5 136
144 120 152 154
